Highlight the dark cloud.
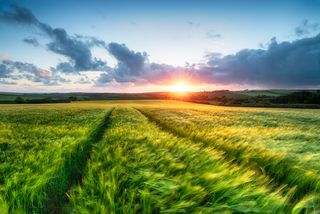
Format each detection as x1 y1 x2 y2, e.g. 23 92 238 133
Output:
23 37 40 47
96 43 149 85
197 34 320 87
295 19 319 37
55 62 76 73
0 60 68 85
96 43 194 86
2 4 320 88
107 43 147 77
97 34 320 88
43 27 107 72
0 63 11 78
95 73 113 85
0 4 38 25
0 4 107 73
75 34 107 48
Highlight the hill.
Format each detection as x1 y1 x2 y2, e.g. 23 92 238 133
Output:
0 90 320 108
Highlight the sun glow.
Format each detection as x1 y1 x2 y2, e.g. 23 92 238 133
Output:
169 82 191 93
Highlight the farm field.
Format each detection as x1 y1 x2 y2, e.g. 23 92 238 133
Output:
0 100 319 213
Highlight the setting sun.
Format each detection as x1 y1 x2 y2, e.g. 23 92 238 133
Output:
169 82 191 92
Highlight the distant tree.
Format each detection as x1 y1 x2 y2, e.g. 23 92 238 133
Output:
69 96 78 101
14 96 24 104
43 97 54 103
273 91 320 104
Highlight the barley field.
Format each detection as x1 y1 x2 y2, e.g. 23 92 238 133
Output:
0 100 319 213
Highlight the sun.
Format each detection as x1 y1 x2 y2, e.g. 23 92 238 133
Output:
169 82 191 93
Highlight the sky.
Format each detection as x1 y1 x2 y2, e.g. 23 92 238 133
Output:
0 0 320 92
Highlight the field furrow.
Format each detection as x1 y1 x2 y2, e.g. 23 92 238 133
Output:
136 105 320 202
67 107 306 213
1 100 319 213
0 105 113 213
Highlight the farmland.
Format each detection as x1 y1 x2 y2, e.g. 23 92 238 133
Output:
0 100 319 213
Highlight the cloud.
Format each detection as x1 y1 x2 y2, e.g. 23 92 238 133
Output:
75 34 107 48
97 34 320 88
2 4 320 89
0 60 68 85
43 27 107 72
23 37 40 47
107 42 147 77
75 76 92 84
96 42 196 86
295 19 319 37
95 73 113 85
0 62 11 78
0 79 16 85
0 4 38 25
96 43 175 85
54 62 77 73
197 34 320 87
0 4 108 73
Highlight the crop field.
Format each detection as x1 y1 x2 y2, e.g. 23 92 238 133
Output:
0 100 319 213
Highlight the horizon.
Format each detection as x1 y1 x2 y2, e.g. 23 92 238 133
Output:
1 88 320 95
1 0 320 93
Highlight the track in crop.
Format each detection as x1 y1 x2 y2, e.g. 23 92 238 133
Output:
47 108 114 214
67 107 293 213
135 108 318 205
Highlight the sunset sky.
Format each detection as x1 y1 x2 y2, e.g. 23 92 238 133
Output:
0 0 320 92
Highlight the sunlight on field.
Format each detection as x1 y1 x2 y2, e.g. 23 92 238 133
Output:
0 100 319 213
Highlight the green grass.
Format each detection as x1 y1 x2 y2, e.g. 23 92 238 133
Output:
67 108 294 213
132 102 320 200
0 94 49 101
0 100 319 213
0 94 18 101
235 90 292 97
0 103 113 213
137 104 320 171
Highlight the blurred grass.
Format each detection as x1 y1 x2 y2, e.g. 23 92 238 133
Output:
0 104 112 213
134 101 320 200
1 100 319 213
68 108 297 213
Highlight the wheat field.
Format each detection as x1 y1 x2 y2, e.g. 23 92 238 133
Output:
0 100 319 213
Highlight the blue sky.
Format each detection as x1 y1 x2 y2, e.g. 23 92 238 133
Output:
0 0 320 92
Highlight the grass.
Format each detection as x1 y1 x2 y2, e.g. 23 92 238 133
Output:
133 101 320 198
235 90 292 97
0 100 319 213
67 108 294 213
0 103 113 213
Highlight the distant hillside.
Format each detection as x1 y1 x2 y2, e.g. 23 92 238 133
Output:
184 90 320 108
0 92 170 104
0 90 320 108
235 90 292 97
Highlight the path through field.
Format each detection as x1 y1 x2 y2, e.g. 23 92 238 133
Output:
0 101 319 213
